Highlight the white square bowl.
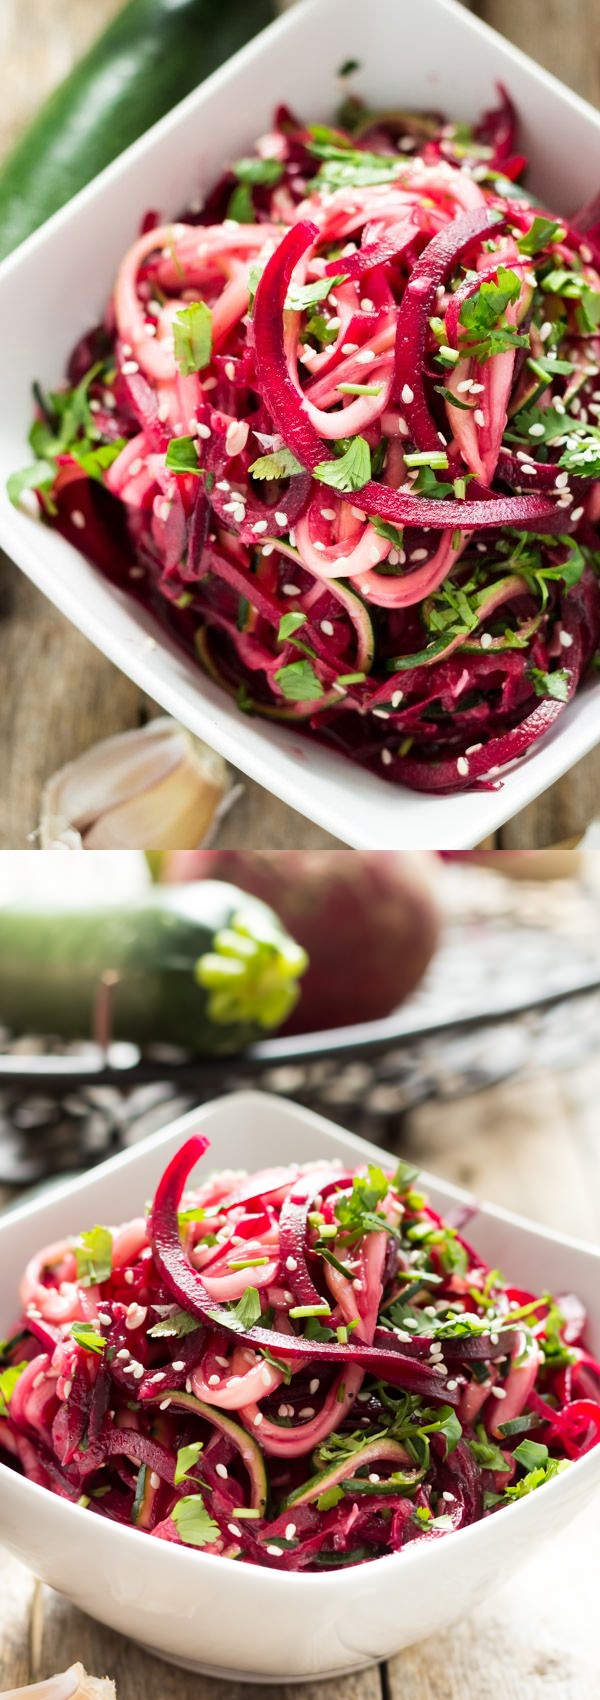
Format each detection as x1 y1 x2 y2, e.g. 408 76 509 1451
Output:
0 0 599 849
1 1088 599 1683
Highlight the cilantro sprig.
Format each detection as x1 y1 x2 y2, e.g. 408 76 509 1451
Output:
458 266 529 363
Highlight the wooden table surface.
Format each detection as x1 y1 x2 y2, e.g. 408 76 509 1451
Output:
1 864 600 1695
1 0 599 849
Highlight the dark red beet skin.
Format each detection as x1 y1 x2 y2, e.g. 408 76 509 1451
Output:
161 852 441 1034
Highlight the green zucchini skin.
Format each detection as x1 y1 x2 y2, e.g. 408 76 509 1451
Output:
0 0 274 262
0 882 304 1055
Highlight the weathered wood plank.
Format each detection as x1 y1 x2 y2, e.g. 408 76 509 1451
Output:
474 0 600 104
387 1499 600 1700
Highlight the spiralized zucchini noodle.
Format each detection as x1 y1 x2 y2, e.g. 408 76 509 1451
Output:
2 1135 599 1570
12 88 600 792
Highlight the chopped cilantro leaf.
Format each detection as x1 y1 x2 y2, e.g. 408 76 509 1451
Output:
166 436 203 476
173 302 212 375
0 1363 27 1417
278 611 307 642
231 1286 262 1330
232 156 284 187
74 1225 113 1287
517 217 565 256
528 666 570 702
249 447 304 481
148 1308 201 1339
171 1495 220 1547
274 660 324 701
314 436 371 493
71 1322 105 1356
285 273 348 313
175 1440 204 1484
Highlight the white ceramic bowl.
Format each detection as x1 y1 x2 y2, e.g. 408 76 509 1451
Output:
1 1088 599 1682
0 0 599 848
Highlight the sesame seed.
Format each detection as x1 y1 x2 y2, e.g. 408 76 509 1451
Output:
457 756 469 776
228 1523 242 1538
309 1378 320 1395
197 422 211 439
123 1268 135 1285
480 632 493 649
341 342 359 354
215 1355 229 1368
285 1523 297 1540
122 360 139 375
172 1360 185 1372
369 1473 380 1483
225 362 236 381
208 1374 221 1386
560 629 574 648
446 1379 458 1391
410 548 428 561
321 507 336 520
401 383 414 405
473 408 485 428
320 619 334 636
216 1463 228 1479
571 506 583 522
153 1372 166 1383
491 1386 507 1399
528 423 546 437
261 1364 272 1385
185 1377 193 1393
282 583 301 596
125 1303 147 1330
131 1364 144 1380
254 1412 263 1426
252 519 268 533
457 379 474 393
267 1545 283 1557
159 1399 171 1410
356 348 375 364
555 471 569 488
381 749 393 766
116 1349 130 1361
275 511 288 526
442 1491 454 1502
470 383 485 395
299 1407 315 1419
539 321 553 342
71 510 86 530
391 690 404 707
150 1472 161 1490
285 1256 298 1272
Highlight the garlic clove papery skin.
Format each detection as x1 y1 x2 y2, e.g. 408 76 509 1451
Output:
1 1663 116 1700
40 718 232 850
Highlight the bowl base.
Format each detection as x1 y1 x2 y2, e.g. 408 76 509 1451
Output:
140 1643 377 1684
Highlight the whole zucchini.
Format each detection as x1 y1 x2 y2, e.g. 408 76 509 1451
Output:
0 882 307 1055
0 0 274 262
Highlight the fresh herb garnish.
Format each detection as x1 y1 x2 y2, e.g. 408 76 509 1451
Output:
528 666 570 702
175 1440 204 1485
0 1362 27 1416
173 302 213 375
232 155 284 187
458 266 528 363
148 1308 201 1339
231 1286 262 1329
74 1225 113 1287
314 436 371 493
165 436 203 476
274 660 324 702
278 611 307 642
71 1322 105 1356
517 217 565 256
249 447 304 481
285 273 348 313
171 1495 220 1547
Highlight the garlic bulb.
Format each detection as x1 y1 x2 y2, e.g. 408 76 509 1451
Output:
40 718 235 850
1 1664 115 1700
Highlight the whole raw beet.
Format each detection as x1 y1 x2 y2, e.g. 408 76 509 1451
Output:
162 852 440 1034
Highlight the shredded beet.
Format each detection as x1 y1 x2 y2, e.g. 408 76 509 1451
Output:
2 1130 599 1571
11 86 600 792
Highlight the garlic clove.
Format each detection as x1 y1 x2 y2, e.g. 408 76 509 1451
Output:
40 718 234 851
1 1663 115 1700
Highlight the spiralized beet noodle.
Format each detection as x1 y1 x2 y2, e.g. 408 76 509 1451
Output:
12 89 600 791
2 1135 600 1571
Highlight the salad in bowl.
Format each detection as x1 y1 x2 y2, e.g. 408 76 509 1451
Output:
9 87 600 795
2 1132 599 1571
